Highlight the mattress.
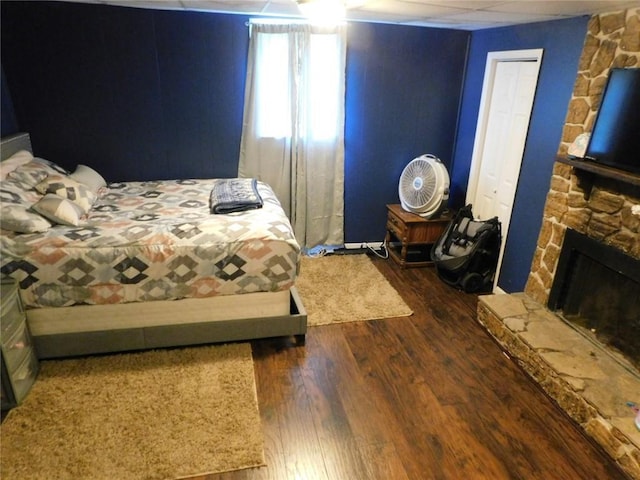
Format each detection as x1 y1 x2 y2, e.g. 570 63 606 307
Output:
1 179 300 308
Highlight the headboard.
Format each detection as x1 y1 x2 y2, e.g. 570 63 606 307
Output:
1 133 33 161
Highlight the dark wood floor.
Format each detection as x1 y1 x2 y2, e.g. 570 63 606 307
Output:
204 255 629 480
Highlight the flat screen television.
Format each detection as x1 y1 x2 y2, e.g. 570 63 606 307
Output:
584 67 640 174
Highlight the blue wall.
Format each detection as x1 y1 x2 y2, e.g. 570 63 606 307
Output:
1 2 592 292
452 17 589 292
1 67 18 137
0 3 248 182
345 23 468 243
1 1 469 247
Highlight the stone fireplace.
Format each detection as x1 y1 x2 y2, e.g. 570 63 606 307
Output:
477 8 640 480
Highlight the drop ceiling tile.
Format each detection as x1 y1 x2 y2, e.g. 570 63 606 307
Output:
181 0 263 10
411 0 505 8
345 9 418 23
356 0 464 16
261 2 306 16
183 0 266 6
52 0 640 30
485 1 624 16
269 0 302 5
181 0 324 17
403 18 498 29
112 0 184 9
441 9 561 24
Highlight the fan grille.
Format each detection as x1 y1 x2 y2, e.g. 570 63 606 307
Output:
398 154 450 218
400 159 436 209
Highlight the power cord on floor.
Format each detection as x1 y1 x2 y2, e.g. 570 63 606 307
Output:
367 240 389 259
305 246 328 258
303 241 389 259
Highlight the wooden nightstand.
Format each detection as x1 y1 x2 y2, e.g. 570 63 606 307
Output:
385 204 451 268
1 278 39 411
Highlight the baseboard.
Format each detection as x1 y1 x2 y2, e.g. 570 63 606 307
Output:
331 242 386 256
344 242 383 250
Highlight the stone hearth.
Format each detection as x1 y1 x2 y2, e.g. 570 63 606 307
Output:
478 293 640 479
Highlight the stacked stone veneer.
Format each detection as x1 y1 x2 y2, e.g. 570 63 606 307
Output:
525 8 640 305
477 9 640 479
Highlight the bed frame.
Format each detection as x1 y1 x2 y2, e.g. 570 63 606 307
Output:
1 133 307 358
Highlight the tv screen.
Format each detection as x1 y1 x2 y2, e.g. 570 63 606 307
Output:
584 68 640 174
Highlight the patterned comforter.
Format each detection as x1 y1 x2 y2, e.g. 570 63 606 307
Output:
1 179 300 308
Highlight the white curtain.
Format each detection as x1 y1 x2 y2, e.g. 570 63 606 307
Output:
238 22 346 250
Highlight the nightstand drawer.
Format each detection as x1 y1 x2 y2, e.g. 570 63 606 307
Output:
1 284 25 337
1 278 39 410
9 352 39 404
387 213 407 239
3 319 35 374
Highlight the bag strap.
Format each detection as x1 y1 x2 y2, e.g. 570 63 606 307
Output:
443 211 472 255
452 218 472 246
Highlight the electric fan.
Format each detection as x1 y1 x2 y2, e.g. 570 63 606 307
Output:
398 154 450 218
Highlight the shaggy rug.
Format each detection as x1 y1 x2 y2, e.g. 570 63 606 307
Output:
296 254 413 326
0 343 264 480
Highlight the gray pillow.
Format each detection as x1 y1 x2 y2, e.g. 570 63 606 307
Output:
0 204 52 233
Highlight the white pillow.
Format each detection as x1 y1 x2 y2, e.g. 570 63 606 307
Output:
35 175 97 213
69 164 107 192
0 204 52 233
31 194 85 226
0 150 34 180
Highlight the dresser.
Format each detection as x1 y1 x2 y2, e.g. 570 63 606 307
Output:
1 278 39 410
385 204 451 268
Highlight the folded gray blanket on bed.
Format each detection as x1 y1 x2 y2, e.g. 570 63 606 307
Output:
210 178 264 214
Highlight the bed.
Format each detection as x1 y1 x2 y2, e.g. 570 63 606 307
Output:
0 133 306 358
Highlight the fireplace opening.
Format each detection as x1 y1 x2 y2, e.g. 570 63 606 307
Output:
548 229 640 374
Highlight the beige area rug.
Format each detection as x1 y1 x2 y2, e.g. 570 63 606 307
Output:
296 254 413 326
1 343 265 480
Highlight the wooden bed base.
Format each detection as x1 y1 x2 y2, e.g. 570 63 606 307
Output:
28 288 307 359
2 133 307 358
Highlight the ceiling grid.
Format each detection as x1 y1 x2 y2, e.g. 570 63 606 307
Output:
58 0 639 29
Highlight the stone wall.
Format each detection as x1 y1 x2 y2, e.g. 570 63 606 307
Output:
525 8 640 305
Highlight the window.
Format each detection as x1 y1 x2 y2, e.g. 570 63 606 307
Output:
239 21 347 248
255 33 291 138
254 27 343 141
308 34 342 141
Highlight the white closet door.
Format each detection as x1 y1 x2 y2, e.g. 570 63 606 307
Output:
467 50 542 290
